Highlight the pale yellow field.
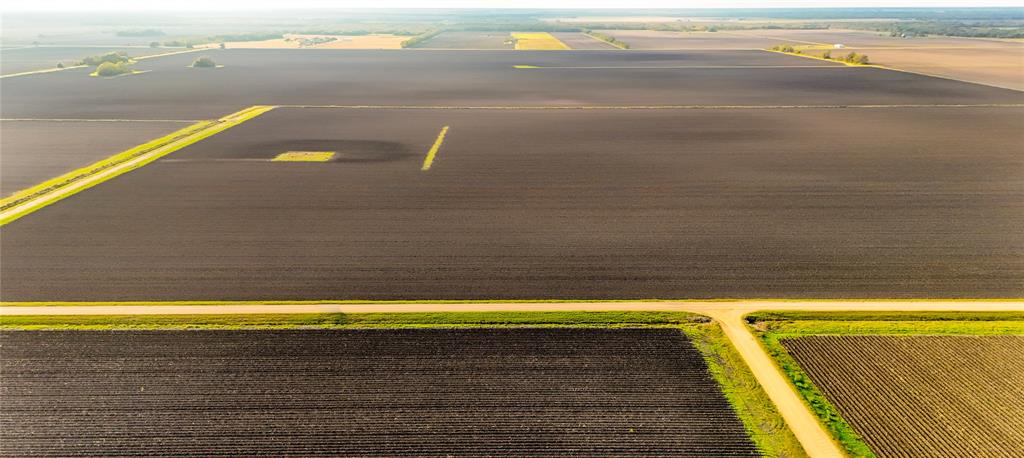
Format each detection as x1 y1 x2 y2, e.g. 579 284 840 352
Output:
512 32 571 50
217 34 405 50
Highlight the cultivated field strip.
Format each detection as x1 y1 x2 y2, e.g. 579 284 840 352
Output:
781 335 1024 458
0 328 758 456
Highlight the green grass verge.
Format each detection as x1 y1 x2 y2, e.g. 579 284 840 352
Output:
748 311 1024 458
687 322 807 458
1 311 804 456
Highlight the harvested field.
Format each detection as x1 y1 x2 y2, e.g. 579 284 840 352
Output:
803 45 1024 90
411 31 512 49
0 328 758 456
3 49 1020 120
781 335 1024 457
2 106 1022 301
729 28 1023 49
513 32 571 50
0 120 190 196
550 32 619 50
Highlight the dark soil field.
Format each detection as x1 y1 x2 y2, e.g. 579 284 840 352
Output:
414 31 513 49
3 106 1021 301
0 120 189 196
2 49 1019 120
782 335 1024 457
0 328 758 456
551 32 619 49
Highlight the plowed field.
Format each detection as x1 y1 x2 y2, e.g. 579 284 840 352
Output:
0 328 758 456
781 335 1024 457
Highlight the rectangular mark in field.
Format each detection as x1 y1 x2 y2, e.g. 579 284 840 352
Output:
272 151 336 162
421 126 450 171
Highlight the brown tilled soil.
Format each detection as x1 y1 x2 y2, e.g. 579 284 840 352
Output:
3 106 1021 301
0 120 187 196
0 328 758 457
782 335 1024 458
3 49 1019 120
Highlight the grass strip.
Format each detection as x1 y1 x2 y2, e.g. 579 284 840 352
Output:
0 105 274 225
748 311 1024 458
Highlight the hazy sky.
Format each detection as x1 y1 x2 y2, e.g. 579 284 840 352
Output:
2 0 1022 12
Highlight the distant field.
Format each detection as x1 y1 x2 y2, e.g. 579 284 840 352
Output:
513 32 571 50
550 32 619 49
217 34 406 50
602 30 776 49
0 46 171 75
411 31 512 49
783 335 1024 457
0 328 759 456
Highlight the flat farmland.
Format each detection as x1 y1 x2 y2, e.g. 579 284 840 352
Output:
804 44 1024 91
550 32 619 50
602 30 778 49
0 120 190 196
2 106 1022 301
413 31 512 49
781 335 1024 457
3 49 1020 120
0 328 758 456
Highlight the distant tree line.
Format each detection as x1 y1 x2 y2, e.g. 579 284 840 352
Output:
401 29 444 48
76 51 132 67
581 30 630 49
116 29 165 37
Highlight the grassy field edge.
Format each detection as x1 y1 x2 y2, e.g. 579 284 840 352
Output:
687 322 808 457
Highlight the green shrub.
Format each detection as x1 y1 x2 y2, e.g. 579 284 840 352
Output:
79 51 130 66
191 56 217 68
94 61 134 77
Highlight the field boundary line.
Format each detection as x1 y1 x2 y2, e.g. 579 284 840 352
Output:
2 299 1021 311
0 65 88 79
0 105 276 226
1 118 201 123
581 32 628 50
515 65 847 69
281 103 1024 110
421 125 450 171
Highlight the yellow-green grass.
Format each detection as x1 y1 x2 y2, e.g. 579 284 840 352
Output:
513 64 540 69
420 125 450 171
749 311 1024 458
0 105 275 226
512 32 571 50
0 310 804 457
272 151 335 162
